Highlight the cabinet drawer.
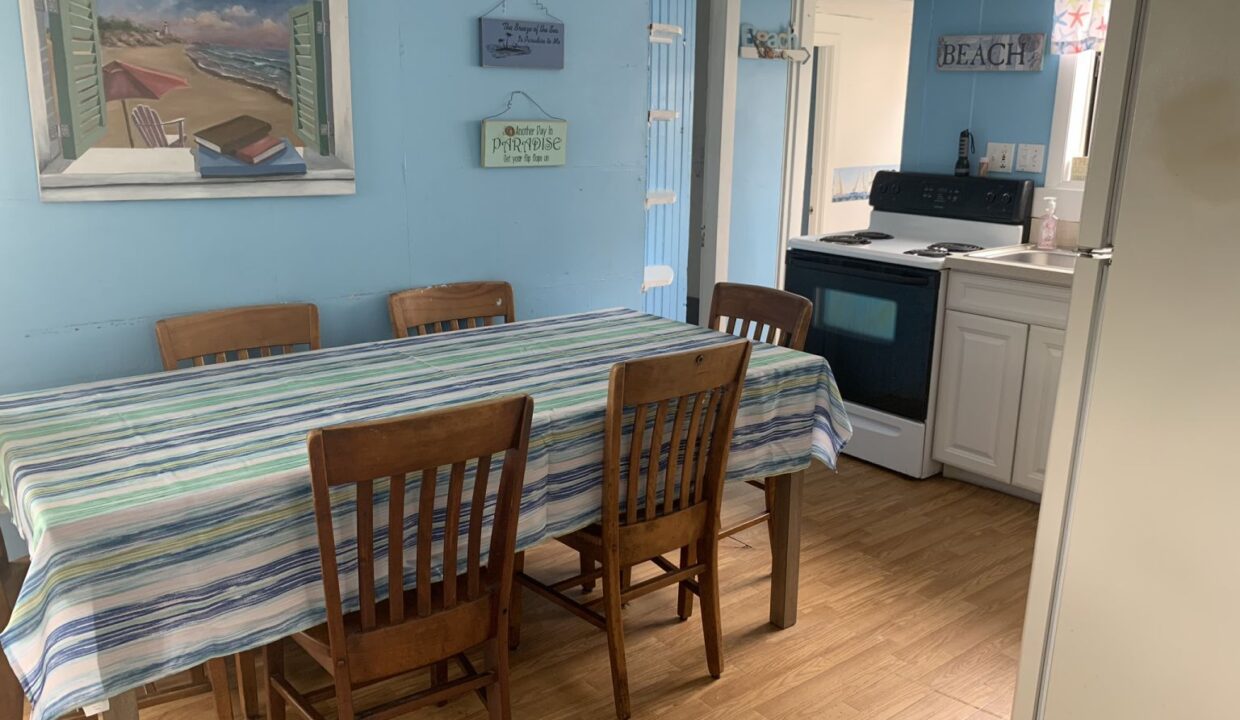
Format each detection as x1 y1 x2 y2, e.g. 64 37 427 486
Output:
947 272 1072 329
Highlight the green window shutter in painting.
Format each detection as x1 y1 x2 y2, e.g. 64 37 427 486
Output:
48 0 108 160
289 1 331 156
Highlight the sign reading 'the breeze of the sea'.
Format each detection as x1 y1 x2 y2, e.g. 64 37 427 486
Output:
480 18 565 69
481 120 568 168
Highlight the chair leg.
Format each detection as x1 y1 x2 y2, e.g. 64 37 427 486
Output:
334 671 356 720
697 538 724 679
509 551 525 650
579 552 596 594
262 642 285 720
0 651 24 720
764 479 777 550
235 651 260 719
432 660 450 707
677 545 696 621
484 638 511 720
205 656 235 720
601 556 631 720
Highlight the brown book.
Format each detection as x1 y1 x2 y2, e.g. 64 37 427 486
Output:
194 115 272 155
234 136 286 164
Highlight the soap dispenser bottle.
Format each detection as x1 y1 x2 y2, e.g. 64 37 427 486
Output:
1037 197 1059 250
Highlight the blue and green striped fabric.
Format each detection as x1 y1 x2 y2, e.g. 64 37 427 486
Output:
0 309 850 720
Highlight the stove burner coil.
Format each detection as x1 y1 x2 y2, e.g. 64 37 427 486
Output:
817 234 872 246
927 242 982 253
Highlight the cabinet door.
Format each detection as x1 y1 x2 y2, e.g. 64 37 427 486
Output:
933 311 1030 482
1012 326 1067 494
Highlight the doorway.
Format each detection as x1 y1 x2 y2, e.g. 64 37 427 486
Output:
801 0 914 237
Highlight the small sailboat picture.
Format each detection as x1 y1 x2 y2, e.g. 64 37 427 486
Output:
487 31 533 58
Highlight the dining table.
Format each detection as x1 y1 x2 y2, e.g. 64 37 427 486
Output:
0 307 851 720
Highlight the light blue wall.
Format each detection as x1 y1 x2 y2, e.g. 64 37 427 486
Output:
902 0 1058 185
727 0 789 289
0 0 649 555
0 0 648 397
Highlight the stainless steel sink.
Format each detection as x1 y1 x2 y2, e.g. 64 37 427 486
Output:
968 247 1077 270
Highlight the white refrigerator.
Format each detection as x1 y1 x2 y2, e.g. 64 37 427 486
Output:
1012 0 1240 718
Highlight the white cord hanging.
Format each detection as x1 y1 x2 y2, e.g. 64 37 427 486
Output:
483 91 566 122
481 0 563 23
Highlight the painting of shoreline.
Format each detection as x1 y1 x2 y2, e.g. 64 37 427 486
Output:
96 3 300 149
99 42 301 149
18 0 354 201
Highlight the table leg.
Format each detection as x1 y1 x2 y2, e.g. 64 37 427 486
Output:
769 471 804 629
100 689 139 720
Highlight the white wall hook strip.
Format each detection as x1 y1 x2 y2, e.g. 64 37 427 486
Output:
648 109 680 122
645 191 677 209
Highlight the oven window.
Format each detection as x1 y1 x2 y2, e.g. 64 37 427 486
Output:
818 289 898 343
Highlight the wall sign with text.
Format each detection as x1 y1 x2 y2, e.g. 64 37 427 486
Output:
480 18 565 69
481 120 567 168
937 33 1046 72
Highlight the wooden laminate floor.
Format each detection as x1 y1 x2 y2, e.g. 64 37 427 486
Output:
28 457 1040 720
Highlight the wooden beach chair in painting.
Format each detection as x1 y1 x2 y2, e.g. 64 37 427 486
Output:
132 104 187 148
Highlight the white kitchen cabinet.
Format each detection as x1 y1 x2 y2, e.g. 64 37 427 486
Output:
932 310 1030 482
1011 326 1067 493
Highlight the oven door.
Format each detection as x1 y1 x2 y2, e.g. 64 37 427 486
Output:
785 250 941 422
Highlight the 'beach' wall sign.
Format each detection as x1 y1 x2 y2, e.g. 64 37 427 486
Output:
481 120 568 168
480 18 565 69
937 33 1046 72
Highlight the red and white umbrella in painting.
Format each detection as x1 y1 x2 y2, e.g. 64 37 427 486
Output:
102 60 190 147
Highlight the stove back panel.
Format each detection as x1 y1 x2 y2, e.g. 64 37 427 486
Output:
869 171 1034 229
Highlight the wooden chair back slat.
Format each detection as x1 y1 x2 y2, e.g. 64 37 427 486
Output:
306 395 533 677
662 397 689 516
155 303 320 371
387 474 406 624
132 104 168 148
388 282 516 339
645 401 668 522
466 455 491 600
625 403 647 525
709 282 812 351
605 342 751 539
356 481 376 630
442 461 467 609
416 468 436 618
679 391 706 509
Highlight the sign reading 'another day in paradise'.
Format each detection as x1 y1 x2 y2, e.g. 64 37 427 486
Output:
482 120 568 168
937 33 1046 72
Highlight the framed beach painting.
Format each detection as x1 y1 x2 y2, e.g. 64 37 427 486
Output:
16 0 355 202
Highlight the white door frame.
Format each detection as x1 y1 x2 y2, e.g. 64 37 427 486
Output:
1009 0 1149 717
804 42 838 237
696 0 741 318
775 0 817 289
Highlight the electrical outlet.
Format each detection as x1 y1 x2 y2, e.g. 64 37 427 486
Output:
987 143 1016 173
1017 143 1046 173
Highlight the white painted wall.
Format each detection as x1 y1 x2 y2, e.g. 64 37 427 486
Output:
809 0 913 234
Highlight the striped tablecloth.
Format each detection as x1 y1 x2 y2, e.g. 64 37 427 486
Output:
0 308 851 720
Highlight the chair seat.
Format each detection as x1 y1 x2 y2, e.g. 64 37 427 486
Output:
558 500 711 568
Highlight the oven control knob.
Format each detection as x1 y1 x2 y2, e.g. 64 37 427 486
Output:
985 191 997 203
1001 192 1013 205
892 183 901 194
876 183 889 194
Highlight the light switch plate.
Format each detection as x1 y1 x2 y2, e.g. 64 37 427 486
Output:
987 143 1016 173
1017 144 1046 173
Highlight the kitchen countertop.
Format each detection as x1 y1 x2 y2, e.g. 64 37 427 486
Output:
944 245 1076 287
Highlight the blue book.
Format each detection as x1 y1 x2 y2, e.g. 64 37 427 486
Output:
196 138 307 178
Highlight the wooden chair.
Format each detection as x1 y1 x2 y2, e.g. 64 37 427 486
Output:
1 535 31 720
388 282 515 338
516 341 752 719
152 302 320 718
264 395 534 720
708 282 811 559
155 304 321 371
132 104 187 148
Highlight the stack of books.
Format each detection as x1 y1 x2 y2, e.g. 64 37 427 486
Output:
193 115 307 178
